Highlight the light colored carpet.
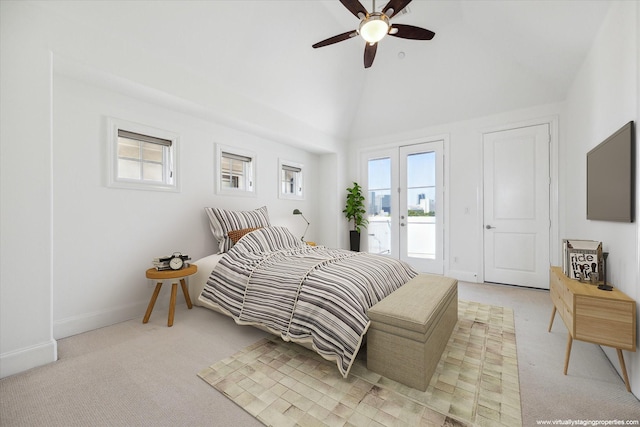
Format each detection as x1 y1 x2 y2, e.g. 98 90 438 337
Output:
2 282 638 427
198 300 521 427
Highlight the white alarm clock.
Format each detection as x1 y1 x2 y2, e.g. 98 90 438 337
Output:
169 252 185 270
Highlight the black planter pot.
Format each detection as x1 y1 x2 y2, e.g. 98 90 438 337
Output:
349 230 361 252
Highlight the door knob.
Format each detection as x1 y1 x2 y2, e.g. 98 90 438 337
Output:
486 225 496 229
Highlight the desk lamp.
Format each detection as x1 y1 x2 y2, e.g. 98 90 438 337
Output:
292 209 309 242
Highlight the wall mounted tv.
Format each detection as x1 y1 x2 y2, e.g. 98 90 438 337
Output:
586 121 635 222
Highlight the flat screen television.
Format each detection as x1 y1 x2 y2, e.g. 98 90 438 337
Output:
586 121 635 222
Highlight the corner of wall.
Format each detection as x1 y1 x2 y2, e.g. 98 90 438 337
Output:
0 339 57 379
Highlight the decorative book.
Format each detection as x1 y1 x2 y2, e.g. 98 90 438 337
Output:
562 239 602 280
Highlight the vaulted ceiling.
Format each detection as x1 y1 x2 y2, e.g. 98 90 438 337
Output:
43 0 611 147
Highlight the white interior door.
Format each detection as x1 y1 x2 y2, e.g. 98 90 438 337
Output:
363 141 444 274
483 124 550 289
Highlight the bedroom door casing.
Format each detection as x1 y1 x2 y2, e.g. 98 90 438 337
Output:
363 141 444 274
483 124 550 289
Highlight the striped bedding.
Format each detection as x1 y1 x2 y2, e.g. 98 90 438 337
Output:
200 226 417 377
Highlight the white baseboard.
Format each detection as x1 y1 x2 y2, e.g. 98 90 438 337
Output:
446 269 480 283
0 339 57 379
53 299 186 339
54 302 147 339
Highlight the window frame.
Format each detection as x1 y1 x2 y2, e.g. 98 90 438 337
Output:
278 158 304 200
215 144 257 197
107 118 179 192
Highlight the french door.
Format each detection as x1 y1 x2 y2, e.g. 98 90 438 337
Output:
363 141 444 274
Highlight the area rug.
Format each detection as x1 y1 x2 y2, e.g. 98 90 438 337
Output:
198 300 521 427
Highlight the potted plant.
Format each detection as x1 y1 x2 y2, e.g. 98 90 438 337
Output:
343 182 368 251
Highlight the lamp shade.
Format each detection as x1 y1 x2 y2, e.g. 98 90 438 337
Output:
359 13 389 43
293 209 302 215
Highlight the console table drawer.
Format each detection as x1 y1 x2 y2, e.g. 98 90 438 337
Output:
575 296 635 350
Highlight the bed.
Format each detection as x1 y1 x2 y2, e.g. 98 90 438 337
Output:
191 207 417 377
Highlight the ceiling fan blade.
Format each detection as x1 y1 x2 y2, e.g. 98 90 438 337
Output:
339 0 368 19
312 30 358 48
381 0 412 19
389 24 435 40
364 43 378 68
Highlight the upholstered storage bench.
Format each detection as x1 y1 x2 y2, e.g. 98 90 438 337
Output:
366 274 458 391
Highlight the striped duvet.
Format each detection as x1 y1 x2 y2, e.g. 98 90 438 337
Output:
200 226 417 377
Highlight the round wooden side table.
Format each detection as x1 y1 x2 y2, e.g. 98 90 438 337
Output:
143 264 197 327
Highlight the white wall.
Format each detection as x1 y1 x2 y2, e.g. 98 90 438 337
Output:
51 71 321 338
0 1 341 378
350 103 562 283
318 152 349 250
562 1 639 397
0 1 57 379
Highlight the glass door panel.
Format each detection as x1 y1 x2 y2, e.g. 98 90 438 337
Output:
367 157 392 255
405 151 436 259
399 142 443 274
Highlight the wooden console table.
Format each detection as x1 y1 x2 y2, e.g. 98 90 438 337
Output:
548 266 636 391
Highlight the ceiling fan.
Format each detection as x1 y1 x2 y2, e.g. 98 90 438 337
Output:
312 0 435 68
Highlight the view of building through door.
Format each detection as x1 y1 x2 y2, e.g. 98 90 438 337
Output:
483 124 550 289
364 141 444 274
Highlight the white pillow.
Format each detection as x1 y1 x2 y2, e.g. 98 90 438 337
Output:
204 206 270 253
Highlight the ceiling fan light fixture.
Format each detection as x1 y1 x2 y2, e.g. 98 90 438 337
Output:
359 13 389 43
311 0 434 69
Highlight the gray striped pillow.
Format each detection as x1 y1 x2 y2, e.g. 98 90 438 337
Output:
205 206 270 253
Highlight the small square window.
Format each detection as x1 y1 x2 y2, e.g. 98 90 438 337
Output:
279 159 304 200
215 144 256 196
108 118 179 192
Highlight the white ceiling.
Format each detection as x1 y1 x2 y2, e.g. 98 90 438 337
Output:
43 0 612 146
